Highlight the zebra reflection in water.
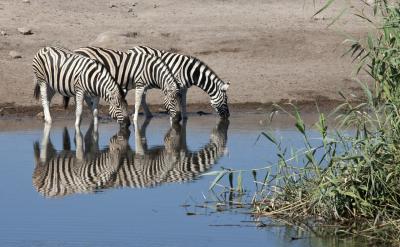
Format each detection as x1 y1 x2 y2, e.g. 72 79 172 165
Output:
33 122 129 198
33 119 229 198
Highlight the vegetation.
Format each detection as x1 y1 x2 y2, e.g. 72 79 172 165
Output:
205 0 400 244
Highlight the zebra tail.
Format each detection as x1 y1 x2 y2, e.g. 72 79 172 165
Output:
33 82 40 100
63 96 70 109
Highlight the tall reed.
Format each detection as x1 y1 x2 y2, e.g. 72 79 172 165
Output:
206 1 400 244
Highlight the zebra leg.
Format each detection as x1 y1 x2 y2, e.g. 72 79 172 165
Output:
75 128 84 160
133 86 145 124
40 83 54 124
84 120 99 154
141 91 153 119
140 117 151 147
74 91 84 130
62 127 71 151
84 96 99 133
134 121 145 155
181 118 188 151
84 96 93 109
91 97 100 132
181 88 188 119
40 122 52 162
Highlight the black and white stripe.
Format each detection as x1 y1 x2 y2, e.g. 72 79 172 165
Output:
74 46 182 123
32 47 130 128
131 46 230 119
113 119 229 188
32 119 229 197
33 125 128 198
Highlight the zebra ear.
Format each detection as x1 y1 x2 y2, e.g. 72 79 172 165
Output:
221 81 230 92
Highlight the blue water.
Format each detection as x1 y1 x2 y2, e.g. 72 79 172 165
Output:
0 114 353 247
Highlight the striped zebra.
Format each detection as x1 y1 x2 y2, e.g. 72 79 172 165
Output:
74 46 182 123
130 46 230 119
33 123 129 198
32 47 130 128
32 119 229 197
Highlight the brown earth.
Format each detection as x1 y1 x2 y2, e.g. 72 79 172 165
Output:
0 0 370 115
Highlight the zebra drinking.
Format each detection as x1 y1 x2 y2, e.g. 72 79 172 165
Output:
32 46 130 129
74 46 182 123
131 46 230 119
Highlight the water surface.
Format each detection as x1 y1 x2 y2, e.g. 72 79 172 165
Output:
0 113 355 247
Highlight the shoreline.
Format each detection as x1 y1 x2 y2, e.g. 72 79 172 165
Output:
0 99 350 117
0 99 351 132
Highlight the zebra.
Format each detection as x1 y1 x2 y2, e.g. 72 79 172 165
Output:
74 46 182 123
32 122 129 198
32 46 130 129
32 119 229 197
130 46 230 119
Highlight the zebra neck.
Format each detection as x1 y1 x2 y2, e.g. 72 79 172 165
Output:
102 86 119 103
188 59 223 97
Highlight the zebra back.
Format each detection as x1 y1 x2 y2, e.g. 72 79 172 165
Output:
131 45 230 118
75 46 182 120
75 46 180 93
32 46 129 124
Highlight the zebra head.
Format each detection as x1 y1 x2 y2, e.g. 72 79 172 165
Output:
163 87 182 123
211 81 230 119
108 89 131 128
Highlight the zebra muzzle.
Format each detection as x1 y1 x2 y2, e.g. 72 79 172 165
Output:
119 117 131 128
171 111 182 123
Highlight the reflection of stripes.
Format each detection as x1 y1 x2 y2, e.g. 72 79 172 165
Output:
33 131 125 198
131 46 230 118
32 120 229 197
114 121 229 188
33 150 123 198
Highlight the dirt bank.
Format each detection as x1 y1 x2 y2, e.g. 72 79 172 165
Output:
0 0 369 109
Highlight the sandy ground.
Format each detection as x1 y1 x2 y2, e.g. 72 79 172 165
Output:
0 0 370 114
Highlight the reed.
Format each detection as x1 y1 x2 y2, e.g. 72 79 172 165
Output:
205 1 400 244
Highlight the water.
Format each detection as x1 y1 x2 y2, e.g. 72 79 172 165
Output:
0 113 354 247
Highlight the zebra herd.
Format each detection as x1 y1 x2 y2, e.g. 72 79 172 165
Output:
33 45 231 129
33 119 229 198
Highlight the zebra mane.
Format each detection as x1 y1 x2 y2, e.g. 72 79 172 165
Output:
136 45 225 88
115 81 126 98
164 49 228 90
131 48 180 89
